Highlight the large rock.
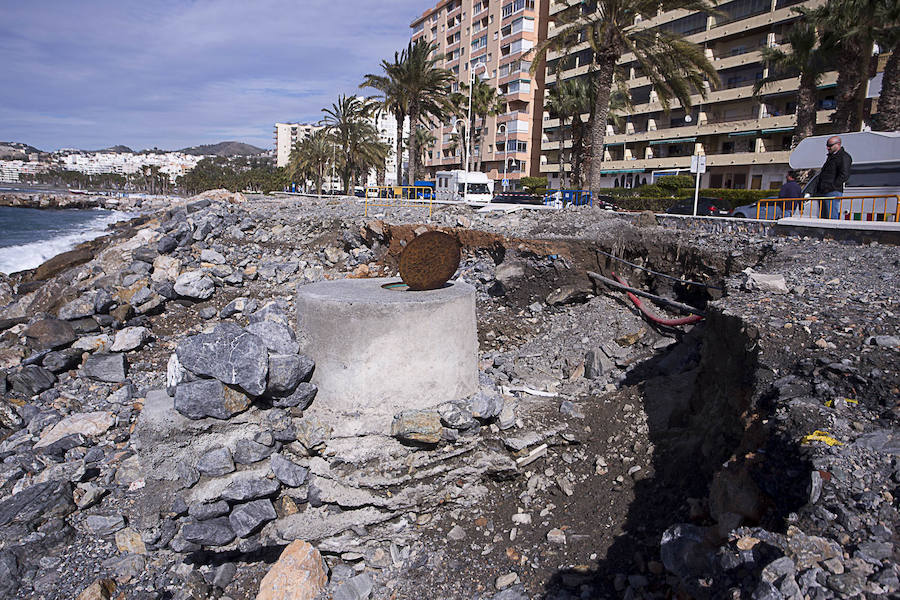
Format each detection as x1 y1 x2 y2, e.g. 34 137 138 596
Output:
174 270 215 300
229 499 276 538
0 480 75 528
246 321 299 355
111 326 150 352
233 439 275 464
197 447 235 477
181 517 235 546
173 379 251 420
33 247 93 280
256 540 327 600
270 453 309 487
220 477 280 502
42 348 82 373
81 353 127 383
272 382 317 410
9 365 56 396
390 411 442 445
151 255 181 282
24 319 76 350
58 292 97 320
266 354 314 397
176 323 268 396
33 411 114 450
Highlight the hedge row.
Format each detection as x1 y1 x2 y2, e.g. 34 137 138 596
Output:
675 188 774 208
610 196 678 212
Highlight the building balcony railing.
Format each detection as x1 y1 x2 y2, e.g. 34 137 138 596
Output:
540 149 792 173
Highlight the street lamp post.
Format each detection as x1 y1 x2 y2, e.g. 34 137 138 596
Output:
498 123 509 191
465 64 487 202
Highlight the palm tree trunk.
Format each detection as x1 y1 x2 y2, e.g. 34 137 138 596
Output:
559 115 568 189
794 75 818 147
395 110 405 184
572 115 585 189
587 55 616 193
876 47 899 131
831 36 871 132
408 104 420 184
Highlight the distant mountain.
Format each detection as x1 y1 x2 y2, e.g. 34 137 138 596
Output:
179 141 266 157
0 141 43 158
97 145 134 153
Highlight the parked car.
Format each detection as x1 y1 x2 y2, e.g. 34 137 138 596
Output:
666 197 731 216
491 192 543 205
732 197 793 219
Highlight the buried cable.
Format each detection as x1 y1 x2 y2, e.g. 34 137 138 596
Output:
594 247 723 290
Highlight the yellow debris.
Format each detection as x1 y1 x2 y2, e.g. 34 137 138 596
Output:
801 430 844 446
824 398 859 408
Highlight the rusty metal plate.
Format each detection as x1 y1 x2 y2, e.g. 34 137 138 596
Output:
399 230 461 291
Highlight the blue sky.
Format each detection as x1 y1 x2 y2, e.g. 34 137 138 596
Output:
0 1 427 151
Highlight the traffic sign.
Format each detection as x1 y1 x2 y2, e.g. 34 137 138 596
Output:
690 154 707 174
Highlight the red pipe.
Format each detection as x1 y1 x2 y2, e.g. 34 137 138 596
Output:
612 273 704 326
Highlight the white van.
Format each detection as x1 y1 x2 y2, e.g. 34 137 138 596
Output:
435 170 494 204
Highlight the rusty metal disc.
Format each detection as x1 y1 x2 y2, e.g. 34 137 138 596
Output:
399 230 461 291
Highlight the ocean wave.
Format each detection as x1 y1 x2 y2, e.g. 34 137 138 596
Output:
0 210 137 275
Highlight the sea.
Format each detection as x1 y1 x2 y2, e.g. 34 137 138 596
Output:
0 205 136 275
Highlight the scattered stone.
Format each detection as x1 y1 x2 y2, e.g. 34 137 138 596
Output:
174 378 251 420
546 528 566 544
81 353 127 383
742 268 788 294
197 447 235 477
114 527 147 554
58 293 97 320
174 270 215 299
246 320 300 355
447 525 466 541
266 354 313 397
181 517 235 546
110 326 149 352
471 388 503 420
85 514 126 536
495 572 519 590
220 477 280 502
233 438 275 464
189 500 230 521
391 410 442 445
229 499 276 537
9 365 56 396
272 382 318 409
256 540 327 600
333 573 374 600
33 411 113 450
75 579 117 600
270 453 309 487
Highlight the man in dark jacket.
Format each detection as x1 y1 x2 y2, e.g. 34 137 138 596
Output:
815 135 852 219
779 170 803 216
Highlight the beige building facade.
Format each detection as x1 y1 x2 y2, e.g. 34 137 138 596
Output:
274 122 324 168
541 0 845 191
411 0 550 190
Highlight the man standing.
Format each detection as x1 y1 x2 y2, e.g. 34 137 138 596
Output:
815 136 852 219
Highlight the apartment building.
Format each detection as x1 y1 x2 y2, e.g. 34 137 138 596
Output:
541 0 844 191
411 0 550 190
274 123 324 168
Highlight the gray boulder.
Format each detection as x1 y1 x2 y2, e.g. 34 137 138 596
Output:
248 301 291 328
245 321 299 355
58 292 97 320
229 499 276 538
0 480 75 528
81 353 127 383
220 297 257 318
189 500 230 521
176 323 268 396
157 235 177 254
333 573 374 600
9 365 56 396
111 326 150 352
471 388 503 420
197 447 235 477
270 453 308 487
42 348 81 373
265 354 314 397
174 270 215 300
271 382 317 409
233 439 275 464
181 517 235 546
174 379 251 420
220 478 279 502
85 513 125 536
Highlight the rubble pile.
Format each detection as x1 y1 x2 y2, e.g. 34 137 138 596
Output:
0 194 896 599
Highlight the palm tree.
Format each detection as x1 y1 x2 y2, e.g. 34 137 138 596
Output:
531 0 719 192
361 51 409 185
753 14 835 148
411 126 437 179
545 78 586 188
395 39 455 184
872 0 900 130
288 129 333 196
322 95 385 194
806 0 893 132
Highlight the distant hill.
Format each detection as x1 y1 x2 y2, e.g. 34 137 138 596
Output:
179 141 266 156
0 141 43 159
97 145 134 153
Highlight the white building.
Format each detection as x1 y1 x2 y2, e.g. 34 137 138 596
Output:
58 152 203 183
274 123 323 168
369 110 410 187
0 160 47 183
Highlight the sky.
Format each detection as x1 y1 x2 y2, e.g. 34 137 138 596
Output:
0 0 427 152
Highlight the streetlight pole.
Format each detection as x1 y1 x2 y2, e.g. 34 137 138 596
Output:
498 123 508 191
464 63 487 203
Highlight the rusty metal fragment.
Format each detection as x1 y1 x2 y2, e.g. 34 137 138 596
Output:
399 231 461 291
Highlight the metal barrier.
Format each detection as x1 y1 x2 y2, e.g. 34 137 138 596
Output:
364 186 434 217
543 189 594 207
756 195 900 222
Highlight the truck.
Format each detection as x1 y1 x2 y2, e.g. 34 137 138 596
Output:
434 170 494 204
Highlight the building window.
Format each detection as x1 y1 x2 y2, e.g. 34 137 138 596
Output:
472 34 488 50
502 0 534 19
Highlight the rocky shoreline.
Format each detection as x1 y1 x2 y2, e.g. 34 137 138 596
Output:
0 190 897 599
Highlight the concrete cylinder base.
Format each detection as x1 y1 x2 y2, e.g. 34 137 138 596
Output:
295 277 478 436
